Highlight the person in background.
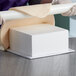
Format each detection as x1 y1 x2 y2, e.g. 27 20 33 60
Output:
0 0 76 25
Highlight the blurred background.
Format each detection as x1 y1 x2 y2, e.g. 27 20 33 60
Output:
55 0 76 37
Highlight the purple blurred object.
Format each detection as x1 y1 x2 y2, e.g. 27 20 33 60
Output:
0 0 29 11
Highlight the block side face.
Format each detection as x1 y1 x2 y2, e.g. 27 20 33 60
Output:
31 36 33 57
9 29 32 57
32 30 68 57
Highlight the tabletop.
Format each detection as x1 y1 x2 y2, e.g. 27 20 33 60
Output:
0 38 76 76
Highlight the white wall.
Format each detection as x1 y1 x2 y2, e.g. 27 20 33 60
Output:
70 0 76 37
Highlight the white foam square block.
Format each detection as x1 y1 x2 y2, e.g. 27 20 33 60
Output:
8 24 71 59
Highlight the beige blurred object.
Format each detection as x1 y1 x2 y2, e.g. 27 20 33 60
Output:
1 3 55 49
62 5 76 16
0 15 5 25
0 16 3 25
10 3 51 18
52 0 72 5
0 29 5 50
52 0 76 16
0 16 5 50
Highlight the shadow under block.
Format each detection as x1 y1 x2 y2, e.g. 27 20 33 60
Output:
8 24 70 59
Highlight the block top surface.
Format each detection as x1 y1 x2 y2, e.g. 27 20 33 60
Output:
10 24 67 35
